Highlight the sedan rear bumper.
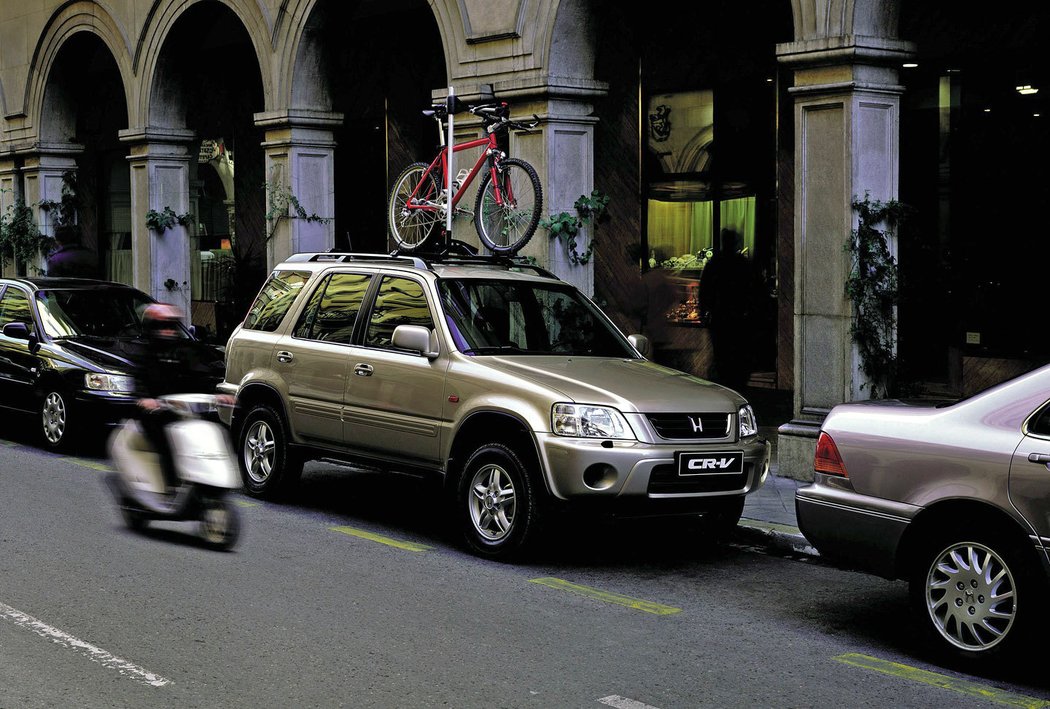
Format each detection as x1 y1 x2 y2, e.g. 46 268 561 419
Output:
796 478 919 579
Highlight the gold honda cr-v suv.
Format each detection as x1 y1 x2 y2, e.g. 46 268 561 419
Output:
219 252 770 558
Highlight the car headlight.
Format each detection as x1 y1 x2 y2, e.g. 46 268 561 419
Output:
85 373 136 393
552 403 635 440
739 404 758 438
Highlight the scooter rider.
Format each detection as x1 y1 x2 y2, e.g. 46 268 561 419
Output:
136 303 222 493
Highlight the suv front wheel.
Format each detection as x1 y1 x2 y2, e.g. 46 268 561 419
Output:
458 443 542 560
237 404 303 498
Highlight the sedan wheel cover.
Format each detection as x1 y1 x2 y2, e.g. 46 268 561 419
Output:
243 421 275 484
42 392 67 444
924 541 1016 652
468 463 516 542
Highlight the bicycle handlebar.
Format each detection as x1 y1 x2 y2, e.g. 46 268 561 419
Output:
422 101 539 132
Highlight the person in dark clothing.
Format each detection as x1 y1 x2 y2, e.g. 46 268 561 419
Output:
46 225 98 278
136 303 220 493
698 228 756 392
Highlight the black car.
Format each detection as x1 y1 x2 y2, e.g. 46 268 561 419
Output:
0 277 226 449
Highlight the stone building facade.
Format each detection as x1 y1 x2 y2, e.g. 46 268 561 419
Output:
1 0 1046 479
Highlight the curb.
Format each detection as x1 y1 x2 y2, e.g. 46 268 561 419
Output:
734 518 819 557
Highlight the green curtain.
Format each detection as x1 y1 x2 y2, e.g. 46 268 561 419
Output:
720 196 755 257
646 199 713 262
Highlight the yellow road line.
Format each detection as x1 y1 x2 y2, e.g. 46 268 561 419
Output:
834 653 1050 708
234 500 260 507
67 458 114 473
739 518 802 535
529 577 681 615
329 526 432 552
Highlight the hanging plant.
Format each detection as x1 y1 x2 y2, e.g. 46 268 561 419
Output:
0 198 52 269
264 170 331 242
541 190 609 265
146 206 193 234
845 193 910 399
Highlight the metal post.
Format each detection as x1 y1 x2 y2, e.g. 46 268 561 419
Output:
446 86 455 237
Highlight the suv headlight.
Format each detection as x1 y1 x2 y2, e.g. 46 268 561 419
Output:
739 404 758 438
85 373 136 393
552 403 635 440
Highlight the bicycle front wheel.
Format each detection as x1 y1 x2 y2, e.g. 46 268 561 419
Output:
473 158 542 255
389 162 442 251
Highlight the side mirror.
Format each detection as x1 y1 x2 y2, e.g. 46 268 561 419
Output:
2 321 32 341
628 334 651 357
392 324 440 360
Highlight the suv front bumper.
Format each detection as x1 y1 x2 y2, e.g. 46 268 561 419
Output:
536 433 770 506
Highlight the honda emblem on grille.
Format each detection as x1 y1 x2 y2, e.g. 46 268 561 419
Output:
688 416 703 433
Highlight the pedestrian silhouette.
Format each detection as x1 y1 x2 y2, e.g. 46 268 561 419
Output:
699 228 755 391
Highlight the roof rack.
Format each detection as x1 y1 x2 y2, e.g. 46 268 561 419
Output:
285 252 429 269
419 253 558 280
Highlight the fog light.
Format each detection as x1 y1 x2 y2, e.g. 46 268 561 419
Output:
582 464 617 490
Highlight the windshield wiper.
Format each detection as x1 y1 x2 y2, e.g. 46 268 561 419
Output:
462 344 530 355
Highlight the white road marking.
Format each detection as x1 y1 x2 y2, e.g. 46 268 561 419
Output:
0 601 171 687
599 695 660 709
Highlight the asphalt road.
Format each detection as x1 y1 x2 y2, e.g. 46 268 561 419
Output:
1 423 1048 708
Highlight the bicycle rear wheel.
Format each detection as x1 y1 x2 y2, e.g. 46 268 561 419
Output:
389 162 442 251
473 158 542 255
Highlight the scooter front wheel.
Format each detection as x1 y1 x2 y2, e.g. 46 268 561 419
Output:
200 498 240 551
120 500 148 532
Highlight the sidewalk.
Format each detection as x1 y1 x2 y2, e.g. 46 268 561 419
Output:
736 422 817 556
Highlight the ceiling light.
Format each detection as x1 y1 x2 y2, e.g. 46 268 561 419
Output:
1017 85 1039 95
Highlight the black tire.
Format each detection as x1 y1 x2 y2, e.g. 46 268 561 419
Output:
119 500 147 532
389 162 442 251
698 496 745 539
236 404 303 499
908 527 1041 662
473 158 542 254
200 497 240 551
39 387 75 451
457 443 542 559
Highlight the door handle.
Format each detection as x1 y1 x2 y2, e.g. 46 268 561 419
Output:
354 363 374 377
1028 452 1050 464
276 351 294 364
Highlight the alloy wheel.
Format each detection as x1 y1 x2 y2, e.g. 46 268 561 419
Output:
923 541 1017 653
243 420 275 484
468 463 517 541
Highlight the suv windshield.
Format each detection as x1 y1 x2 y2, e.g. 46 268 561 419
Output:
35 288 168 339
439 278 636 357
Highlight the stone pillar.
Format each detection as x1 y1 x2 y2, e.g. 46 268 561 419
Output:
476 94 600 297
255 110 341 268
0 159 22 277
119 128 195 316
21 145 80 274
775 39 912 481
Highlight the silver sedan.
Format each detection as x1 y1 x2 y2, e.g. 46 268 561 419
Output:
796 365 1050 662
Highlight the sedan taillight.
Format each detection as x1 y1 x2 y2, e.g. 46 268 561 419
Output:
814 431 848 477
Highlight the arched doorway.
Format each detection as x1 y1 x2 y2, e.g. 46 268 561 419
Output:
295 0 446 254
148 1 266 342
39 31 129 281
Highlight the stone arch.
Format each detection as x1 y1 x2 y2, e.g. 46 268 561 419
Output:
789 0 898 42
24 1 135 142
271 0 332 110
134 0 274 127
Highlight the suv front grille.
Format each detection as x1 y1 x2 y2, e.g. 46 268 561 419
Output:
647 413 731 440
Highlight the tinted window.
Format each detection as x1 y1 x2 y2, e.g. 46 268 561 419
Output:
366 277 433 349
36 288 156 339
294 273 372 344
243 270 311 332
1028 403 1050 437
0 287 33 333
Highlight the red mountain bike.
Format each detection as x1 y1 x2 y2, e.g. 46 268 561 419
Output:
388 101 543 255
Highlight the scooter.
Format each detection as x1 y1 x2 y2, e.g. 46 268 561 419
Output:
106 393 242 550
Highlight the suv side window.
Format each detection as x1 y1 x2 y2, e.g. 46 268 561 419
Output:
365 276 433 349
0 287 34 333
294 273 372 343
243 270 311 332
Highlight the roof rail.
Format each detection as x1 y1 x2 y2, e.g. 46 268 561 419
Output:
420 253 558 280
284 252 428 269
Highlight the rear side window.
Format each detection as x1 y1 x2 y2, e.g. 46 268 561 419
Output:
366 276 434 349
294 273 372 344
1028 403 1050 437
243 270 311 332
0 287 34 333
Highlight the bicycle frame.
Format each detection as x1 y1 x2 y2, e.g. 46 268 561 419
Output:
403 127 514 216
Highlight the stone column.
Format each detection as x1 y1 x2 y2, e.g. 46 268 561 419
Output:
0 159 22 277
255 110 341 268
119 128 195 316
775 38 912 481
21 144 81 274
